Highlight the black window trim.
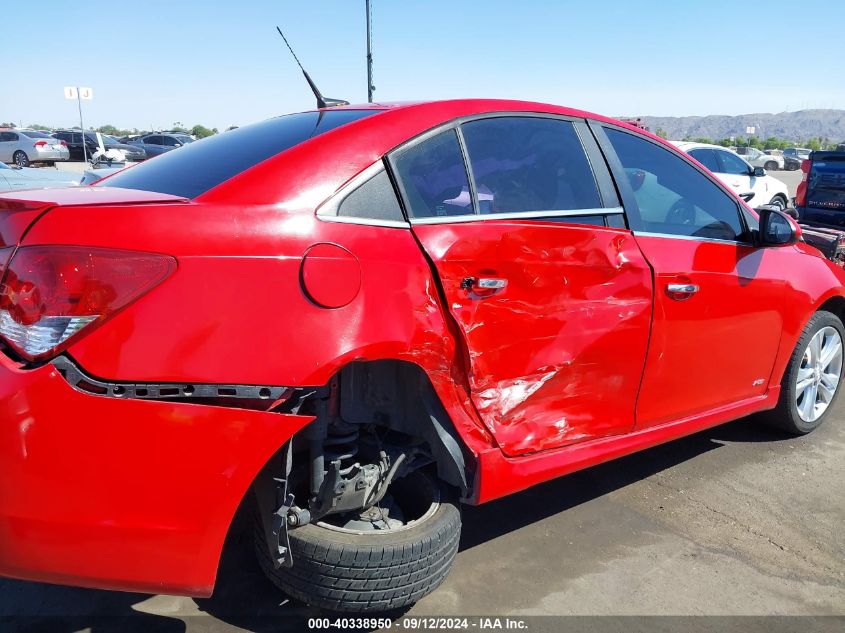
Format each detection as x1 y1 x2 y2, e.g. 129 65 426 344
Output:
588 120 754 245
316 160 411 229
385 111 624 227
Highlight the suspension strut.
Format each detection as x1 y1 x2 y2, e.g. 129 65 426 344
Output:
307 374 343 497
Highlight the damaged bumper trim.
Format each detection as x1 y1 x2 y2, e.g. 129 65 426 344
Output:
51 355 293 403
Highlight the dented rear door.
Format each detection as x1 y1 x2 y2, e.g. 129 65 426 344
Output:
391 117 653 456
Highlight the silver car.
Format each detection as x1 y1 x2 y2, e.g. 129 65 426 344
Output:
0 162 82 191
0 129 70 167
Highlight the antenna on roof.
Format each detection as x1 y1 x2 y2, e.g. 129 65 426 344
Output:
276 26 349 109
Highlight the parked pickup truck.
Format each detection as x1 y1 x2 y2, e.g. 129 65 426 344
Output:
791 151 845 264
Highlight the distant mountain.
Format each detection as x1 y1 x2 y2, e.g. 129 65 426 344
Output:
632 110 845 143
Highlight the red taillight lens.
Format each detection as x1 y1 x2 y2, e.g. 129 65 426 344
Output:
0 247 175 361
795 159 811 207
59 140 68 147
34 140 48 148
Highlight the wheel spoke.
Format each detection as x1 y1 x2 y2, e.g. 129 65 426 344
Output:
818 380 836 403
796 376 815 392
819 338 842 371
821 371 839 392
808 334 822 364
800 383 818 420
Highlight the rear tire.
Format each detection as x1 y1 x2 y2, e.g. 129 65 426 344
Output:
761 311 844 434
12 151 29 167
764 160 778 171
254 471 461 613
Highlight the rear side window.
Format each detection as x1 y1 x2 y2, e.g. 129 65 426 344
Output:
715 150 751 176
392 130 473 218
605 128 743 241
460 117 602 214
102 109 380 198
688 148 720 173
335 169 405 222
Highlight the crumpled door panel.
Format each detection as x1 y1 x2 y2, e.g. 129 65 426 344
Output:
413 221 653 456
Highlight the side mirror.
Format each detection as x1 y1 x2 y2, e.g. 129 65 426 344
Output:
753 166 766 177
758 207 799 246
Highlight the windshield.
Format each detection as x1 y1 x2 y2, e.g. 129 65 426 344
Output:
102 109 380 198
173 135 193 144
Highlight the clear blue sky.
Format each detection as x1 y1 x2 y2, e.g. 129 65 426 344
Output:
4 0 843 131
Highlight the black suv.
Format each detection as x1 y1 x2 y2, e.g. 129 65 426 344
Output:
51 131 146 162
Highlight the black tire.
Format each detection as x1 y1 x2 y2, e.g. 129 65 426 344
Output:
761 310 844 434
13 151 29 167
764 161 778 172
254 471 461 613
769 195 787 211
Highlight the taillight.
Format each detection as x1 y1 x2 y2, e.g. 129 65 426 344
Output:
795 159 811 208
0 247 175 361
34 140 48 148
59 140 68 147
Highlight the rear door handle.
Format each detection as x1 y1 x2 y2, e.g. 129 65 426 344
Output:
461 277 508 292
666 283 699 300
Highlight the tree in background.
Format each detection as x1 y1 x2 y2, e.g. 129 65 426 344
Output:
807 138 823 151
655 128 668 139
0 122 16 128
28 123 52 131
190 125 217 139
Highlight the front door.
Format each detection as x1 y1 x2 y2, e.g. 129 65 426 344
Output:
390 116 653 456
597 125 785 428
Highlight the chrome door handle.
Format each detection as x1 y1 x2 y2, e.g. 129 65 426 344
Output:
460 277 508 290
666 283 699 300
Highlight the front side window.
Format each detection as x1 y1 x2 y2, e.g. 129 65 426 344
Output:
392 129 472 218
716 150 752 176
604 128 743 241
460 117 602 214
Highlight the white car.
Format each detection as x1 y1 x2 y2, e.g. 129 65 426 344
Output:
737 146 784 171
671 142 790 211
0 129 70 167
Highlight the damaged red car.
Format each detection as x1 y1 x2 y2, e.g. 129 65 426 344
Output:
1 99 844 613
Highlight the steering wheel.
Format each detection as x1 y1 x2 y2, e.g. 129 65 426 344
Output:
666 198 696 226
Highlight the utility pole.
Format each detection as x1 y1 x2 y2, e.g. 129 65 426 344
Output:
76 89 88 164
366 0 374 102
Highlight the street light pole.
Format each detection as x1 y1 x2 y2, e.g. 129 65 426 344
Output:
366 0 374 102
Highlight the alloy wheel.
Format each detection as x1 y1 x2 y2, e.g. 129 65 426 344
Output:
795 326 843 422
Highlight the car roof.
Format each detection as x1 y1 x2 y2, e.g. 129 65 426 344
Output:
669 141 728 151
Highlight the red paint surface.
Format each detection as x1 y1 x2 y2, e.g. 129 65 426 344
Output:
0 99 843 596
0 352 313 595
413 222 652 455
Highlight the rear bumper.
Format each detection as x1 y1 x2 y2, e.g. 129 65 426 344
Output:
0 352 313 595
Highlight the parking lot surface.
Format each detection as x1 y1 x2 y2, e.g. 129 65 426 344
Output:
1 400 842 631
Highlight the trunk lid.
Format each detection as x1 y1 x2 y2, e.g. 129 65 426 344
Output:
0 187 188 248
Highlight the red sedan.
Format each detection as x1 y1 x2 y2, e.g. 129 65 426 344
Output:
0 99 843 612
